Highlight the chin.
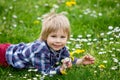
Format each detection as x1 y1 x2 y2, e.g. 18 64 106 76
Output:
54 48 61 51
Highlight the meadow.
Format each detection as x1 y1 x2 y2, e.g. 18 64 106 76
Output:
0 0 120 80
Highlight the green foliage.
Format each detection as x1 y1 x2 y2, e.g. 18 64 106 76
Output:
0 0 120 80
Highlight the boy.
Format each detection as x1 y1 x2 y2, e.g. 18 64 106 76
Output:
0 12 95 75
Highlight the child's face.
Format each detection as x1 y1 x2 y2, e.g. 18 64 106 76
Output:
47 29 68 51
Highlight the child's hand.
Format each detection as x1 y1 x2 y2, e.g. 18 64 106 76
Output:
76 54 95 65
60 58 72 74
63 57 72 68
61 58 72 69
82 54 95 65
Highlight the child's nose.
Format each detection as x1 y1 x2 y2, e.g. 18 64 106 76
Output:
56 38 61 42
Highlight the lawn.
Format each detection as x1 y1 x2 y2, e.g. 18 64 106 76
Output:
0 0 120 80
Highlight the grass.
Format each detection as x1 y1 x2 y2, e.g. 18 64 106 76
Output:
0 0 120 80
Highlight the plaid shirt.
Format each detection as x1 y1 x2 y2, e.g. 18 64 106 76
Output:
6 40 77 75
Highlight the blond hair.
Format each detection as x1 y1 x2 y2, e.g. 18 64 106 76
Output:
39 12 71 41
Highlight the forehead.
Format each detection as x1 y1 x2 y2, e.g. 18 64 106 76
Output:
50 29 67 35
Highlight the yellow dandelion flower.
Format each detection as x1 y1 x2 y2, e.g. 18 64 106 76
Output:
74 49 85 54
99 64 106 69
70 1 76 5
33 20 40 25
65 0 76 7
70 52 74 61
70 52 74 56
66 1 72 7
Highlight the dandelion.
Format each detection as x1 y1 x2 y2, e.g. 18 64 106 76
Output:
69 52 74 61
33 20 40 25
74 49 85 54
98 64 106 69
65 0 76 7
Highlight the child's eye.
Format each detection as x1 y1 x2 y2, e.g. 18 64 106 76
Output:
61 36 66 38
51 35 56 37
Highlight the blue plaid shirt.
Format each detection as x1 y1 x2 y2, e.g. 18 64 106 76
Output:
6 40 77 75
